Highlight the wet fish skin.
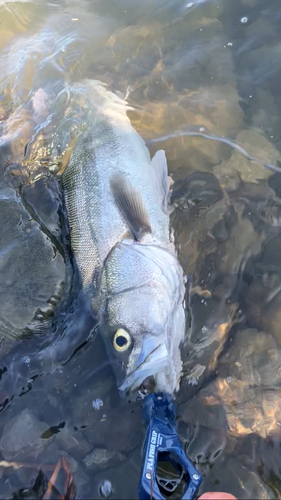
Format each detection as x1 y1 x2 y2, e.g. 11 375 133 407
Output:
62 80 186 395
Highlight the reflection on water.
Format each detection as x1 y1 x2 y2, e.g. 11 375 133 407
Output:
0 0 281 498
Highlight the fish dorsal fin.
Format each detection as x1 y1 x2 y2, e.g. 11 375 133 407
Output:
151 149 171 212
110 174 151 241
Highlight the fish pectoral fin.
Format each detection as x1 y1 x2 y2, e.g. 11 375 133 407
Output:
151 149 173 213
110 174 151 241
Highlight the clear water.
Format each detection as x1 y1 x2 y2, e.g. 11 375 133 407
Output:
0 0 281 498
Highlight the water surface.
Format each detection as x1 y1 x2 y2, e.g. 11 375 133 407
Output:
0 0 281 498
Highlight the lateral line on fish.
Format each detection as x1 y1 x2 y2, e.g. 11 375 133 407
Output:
146 129 281 174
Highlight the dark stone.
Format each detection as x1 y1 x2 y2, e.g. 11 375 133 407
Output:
171 172 223 210
22 176 63 243
268 172 281 199
0 184 65 339
99 479 113 498
11 469 48 500
212 205 238 243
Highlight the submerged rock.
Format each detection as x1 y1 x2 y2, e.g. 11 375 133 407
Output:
214 128 281 185
83 400 143 455
199 453 272 500
181 326 281 443
179 381 229 464
241 236 281 340
21 176 63 243
250 88 280 140
215 379 281 439
0 184 65 339
219 328 281 389
171 171 223 209
133 84 244 173
179 377 273 498
82 448 126 472
212 328 281 439
160 17 234 89
218 215 262 275
0 409 50 460
113 9 244 172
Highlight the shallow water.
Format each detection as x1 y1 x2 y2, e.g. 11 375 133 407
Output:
0 0 281 498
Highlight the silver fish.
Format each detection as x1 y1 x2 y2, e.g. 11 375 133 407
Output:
62 80 186 395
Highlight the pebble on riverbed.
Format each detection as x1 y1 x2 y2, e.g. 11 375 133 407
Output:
99 479 113 498
82 448 126 472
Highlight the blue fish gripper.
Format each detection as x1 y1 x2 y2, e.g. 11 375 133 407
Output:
138 393 202 500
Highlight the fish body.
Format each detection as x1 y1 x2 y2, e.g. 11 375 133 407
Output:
62 80 186 395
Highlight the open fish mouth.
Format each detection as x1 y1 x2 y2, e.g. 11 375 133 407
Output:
118 338 170 395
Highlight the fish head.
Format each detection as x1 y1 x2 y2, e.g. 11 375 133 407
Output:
99 242 186 396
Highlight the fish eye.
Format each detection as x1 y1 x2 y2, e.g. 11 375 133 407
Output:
113 329 131 352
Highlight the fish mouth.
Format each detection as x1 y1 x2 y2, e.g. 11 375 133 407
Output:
118 337 169 395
